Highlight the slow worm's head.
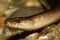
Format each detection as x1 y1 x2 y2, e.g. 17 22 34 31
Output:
4 17 26 29
4 17 36 31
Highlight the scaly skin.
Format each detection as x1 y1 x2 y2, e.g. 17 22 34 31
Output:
4 6 60 31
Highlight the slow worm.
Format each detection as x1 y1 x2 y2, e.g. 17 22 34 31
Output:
4 6 60 31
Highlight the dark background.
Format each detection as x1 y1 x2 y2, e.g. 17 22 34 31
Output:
47 0 60 8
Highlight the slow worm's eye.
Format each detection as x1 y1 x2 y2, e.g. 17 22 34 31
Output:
17 20 20 23
15 19 20 23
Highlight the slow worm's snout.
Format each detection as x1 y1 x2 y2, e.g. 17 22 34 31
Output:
4 18 14 27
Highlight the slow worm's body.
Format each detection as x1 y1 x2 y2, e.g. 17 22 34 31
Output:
5 6 60 31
